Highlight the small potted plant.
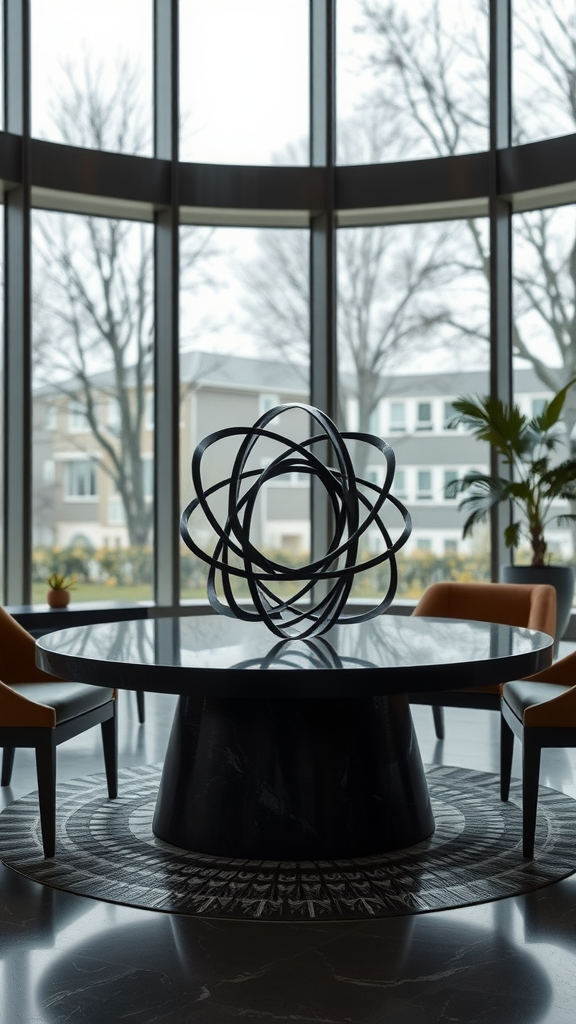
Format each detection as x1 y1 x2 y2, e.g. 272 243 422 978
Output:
47 572 76 609
445 377 576 643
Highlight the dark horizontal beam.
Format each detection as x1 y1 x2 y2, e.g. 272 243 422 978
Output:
179 162 325 211
499 133 576 195
335 152 490 210
29 138 171 205
2 131 576 215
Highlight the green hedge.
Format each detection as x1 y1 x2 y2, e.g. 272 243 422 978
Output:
30 545 499 600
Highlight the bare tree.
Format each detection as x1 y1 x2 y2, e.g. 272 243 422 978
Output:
241 119 487 480
33 60 217 549
356 0 576 425
34 213 155 547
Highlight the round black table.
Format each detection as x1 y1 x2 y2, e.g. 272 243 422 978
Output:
35 614 553 861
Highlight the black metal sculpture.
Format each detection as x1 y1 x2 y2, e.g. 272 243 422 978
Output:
180 403 412 638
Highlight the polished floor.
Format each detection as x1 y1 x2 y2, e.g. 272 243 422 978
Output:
1 659 576 1024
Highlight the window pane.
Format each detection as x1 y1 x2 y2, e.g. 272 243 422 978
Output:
31 0 153 155
179 0 309 165
32 211 155 603
337 0 489 164
179 225 310 600
513 205 576 567
389 401 406 431
64 460 98 499
513 0 576 145
337 218 490 596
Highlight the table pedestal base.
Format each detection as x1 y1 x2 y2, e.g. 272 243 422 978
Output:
152 693 434 859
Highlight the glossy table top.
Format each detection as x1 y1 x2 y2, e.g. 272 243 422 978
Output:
35 613 554 699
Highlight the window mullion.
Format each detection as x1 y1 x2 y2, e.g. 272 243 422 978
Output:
153 0 180 609
3 0 32 604
489 0 513 580
310 0 336 577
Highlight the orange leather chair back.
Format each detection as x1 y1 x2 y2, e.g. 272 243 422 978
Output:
413 581 556 639
0 607 61 686
0 607 64 727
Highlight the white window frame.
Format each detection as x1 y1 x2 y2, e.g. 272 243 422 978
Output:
260 393 280 416
416 401 433 432
416 469 433 500
63 459 98 501
68 398 90 433
388 400 406 433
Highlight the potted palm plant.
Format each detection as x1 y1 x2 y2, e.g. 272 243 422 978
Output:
445 378 576 646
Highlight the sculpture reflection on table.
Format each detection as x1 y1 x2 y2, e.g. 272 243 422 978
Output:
180 403 412 638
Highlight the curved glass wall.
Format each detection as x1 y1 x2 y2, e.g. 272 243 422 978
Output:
179 0 309 165
512 203 576 566
31 210 155 602
0 0 575 610
337 0 489 164
337 218 490 596
179 225 310 598
513 0 576 145
31 0 153 155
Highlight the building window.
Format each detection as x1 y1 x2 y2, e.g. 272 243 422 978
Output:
416 402 433 431
389 401 406 433
68 399 90 432
444 539 458 553
43 460 55 485
44 405 56 430
443 469 459 499
143 457 153 499
108 496 126 525
443 401 457 429
64 460 98 500
394 468 407 500
108 398 121 433
417 470 432 500
145 393 154 430
416 538 432 551
531 397 547 418
260 393 280 415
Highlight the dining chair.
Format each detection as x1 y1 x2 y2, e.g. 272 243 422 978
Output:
0 607 117 857
408 581 557 739
501 648 576 858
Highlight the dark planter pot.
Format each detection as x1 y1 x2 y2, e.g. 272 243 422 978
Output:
500 564 575 655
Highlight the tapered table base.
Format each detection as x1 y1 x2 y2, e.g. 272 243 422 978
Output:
153 692 434 860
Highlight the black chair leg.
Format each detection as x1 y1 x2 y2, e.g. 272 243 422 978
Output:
136 690 146 724
432 705 445 740
35 736 57 858
522 732 542 859
101 709 118 799
1 746 16 786
500 716 514 801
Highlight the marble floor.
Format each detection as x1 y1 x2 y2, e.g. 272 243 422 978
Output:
1 665 576 1024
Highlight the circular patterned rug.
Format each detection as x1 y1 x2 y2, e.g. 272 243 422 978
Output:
1 763 575 921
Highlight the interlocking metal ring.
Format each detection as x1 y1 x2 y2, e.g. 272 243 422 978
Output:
180 403 412 638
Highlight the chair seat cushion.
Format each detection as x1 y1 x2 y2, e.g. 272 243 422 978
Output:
8 682 114 724
502 680 571 722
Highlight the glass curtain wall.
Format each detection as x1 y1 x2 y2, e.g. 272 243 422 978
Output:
31 211 155 603
337 219 490 598
179 0 309 165
31 0 153 155
1 1 576 608
336 0 489 164
512 204 576 565
179 226 310 598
